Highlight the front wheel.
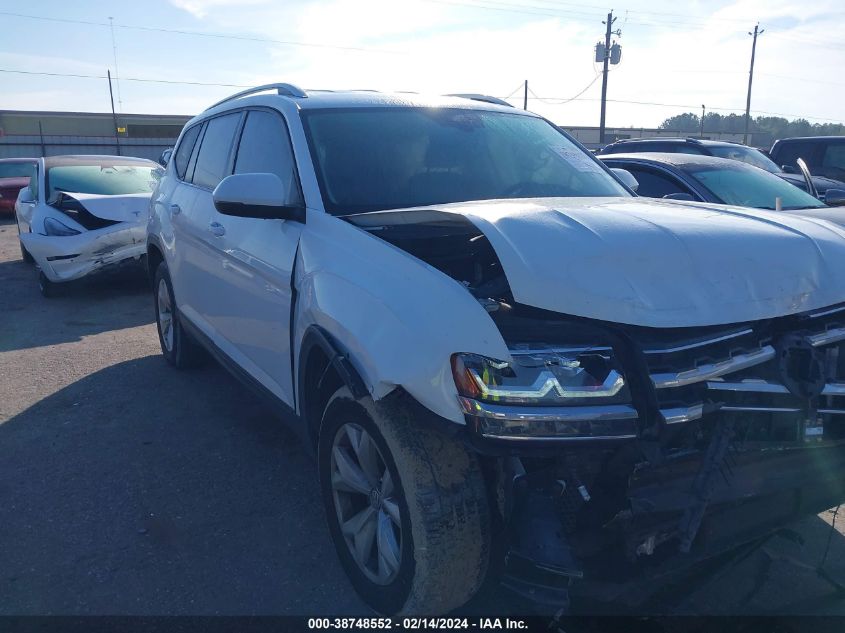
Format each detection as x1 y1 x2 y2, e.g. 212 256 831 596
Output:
38 271 57 298
318 388 491 615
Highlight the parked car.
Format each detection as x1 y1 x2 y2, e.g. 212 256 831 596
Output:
770 136 845 183
600 137 844 199
148 84 845 616
599 152 845 210
0 157 37 216
16 155 162 296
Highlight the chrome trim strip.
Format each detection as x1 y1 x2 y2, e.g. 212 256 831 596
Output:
808 305 845 319
479 433 637 442
706 380 789 394
819 409 845 415
651 345 775 389
509 346 612 355
720 406 801 413
662 403 704 424
458 397 638 423
807 327 845 347
643 329 753 355
823 383 845 396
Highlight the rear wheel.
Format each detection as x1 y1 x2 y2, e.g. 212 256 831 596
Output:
318 387 491 615
154 262 205 369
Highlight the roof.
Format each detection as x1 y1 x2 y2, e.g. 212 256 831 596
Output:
600 152 756 170
0 157 38 164
204 87 530 115
607 137 739 147
774 136 845 143
43 155 159 167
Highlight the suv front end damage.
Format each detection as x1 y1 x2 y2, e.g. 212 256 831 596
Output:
456 303 845 608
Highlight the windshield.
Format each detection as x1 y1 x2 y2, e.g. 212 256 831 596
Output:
687 164 826 210
302 108 629 214
0 162 35 179
708 145 781 173
46 160 162 200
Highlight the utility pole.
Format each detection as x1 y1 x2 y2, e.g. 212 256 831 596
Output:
743 23 764 145
700 104 705 139
107 70 122 156
108 17 123 111
523 80 528 110
598 11 621 145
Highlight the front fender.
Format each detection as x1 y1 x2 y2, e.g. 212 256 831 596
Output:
294 210 510 424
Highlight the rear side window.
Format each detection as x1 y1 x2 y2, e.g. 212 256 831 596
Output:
192 113 242 190
29 164 39 201
173 124 202 180
821 144 845 180
234 110 303 204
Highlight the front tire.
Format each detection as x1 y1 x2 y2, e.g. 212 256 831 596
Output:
153 262 205 369
318 387 491 615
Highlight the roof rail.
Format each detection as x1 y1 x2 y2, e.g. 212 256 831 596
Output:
446 93 514 108
205 83 308 111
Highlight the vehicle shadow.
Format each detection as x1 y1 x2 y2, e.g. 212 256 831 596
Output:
0 258 154 353
0 355 367 615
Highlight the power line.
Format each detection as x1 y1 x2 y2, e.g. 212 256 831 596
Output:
0 68 253 88
0 11 402 55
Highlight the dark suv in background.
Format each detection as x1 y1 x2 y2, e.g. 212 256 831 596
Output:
770 136 845 183
600 137 844 199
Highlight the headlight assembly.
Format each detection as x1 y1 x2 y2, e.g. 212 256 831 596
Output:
451 348 638 440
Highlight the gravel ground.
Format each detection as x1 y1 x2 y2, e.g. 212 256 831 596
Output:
0 217 843 616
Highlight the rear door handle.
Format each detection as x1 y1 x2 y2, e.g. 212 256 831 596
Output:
170 203 182 215
209 222 226 237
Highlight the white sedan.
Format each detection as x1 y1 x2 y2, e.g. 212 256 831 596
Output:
15 155 162 296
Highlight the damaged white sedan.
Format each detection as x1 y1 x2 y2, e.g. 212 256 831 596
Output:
15 155 161 296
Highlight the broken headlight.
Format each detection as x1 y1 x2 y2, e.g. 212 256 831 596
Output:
451 349 637 440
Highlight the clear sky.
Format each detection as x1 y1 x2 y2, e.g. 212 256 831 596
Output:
1 0 843 128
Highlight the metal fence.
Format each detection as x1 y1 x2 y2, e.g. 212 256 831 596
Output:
0 135 177 161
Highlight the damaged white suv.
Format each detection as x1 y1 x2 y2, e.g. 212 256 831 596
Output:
148 85 845 615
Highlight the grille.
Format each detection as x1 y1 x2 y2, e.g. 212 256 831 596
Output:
639 303 845 444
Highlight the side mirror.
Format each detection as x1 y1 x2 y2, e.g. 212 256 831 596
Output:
610 168 639 192
213 173 304 221
824 189 845 207
17 187 34 204
158 147 174 167
782 164 797 174
663 192 696 202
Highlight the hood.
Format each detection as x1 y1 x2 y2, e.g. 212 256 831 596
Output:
777 172 845 194
53 192 151 223
0 176 30 190
379 197 845 328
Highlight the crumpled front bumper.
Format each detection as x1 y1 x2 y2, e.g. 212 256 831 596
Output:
20 222 146 283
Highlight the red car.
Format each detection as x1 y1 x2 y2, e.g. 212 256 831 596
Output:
0 158 38 216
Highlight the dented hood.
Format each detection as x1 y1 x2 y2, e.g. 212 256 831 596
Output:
390 197 845 328
55 192 151 223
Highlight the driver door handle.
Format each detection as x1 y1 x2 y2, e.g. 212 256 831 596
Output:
209 222 226 237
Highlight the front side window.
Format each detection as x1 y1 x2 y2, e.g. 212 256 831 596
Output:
687 164 825 210
29 164 39 200
45 159 162 200
192 113 241 190
775 142 818 171
302 108 629 215
234 110 302 204
623 166 693 199
708 145 781 173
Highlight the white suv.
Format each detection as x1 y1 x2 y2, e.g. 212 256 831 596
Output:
148 84 845 615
